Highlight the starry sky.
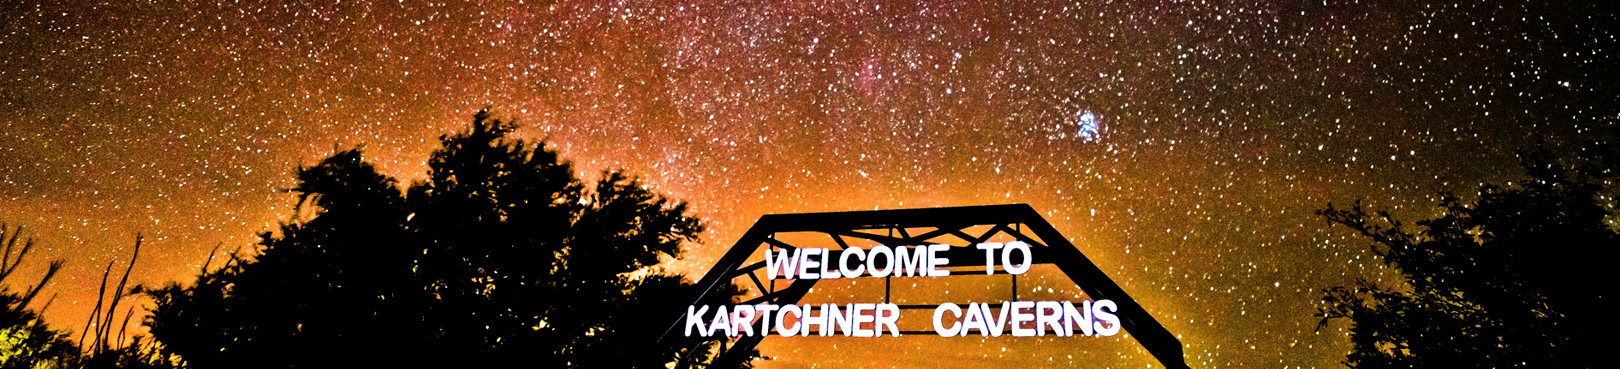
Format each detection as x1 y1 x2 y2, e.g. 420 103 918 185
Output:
1 0 1614 367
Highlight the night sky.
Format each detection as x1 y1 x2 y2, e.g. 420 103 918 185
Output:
1 0 1614 367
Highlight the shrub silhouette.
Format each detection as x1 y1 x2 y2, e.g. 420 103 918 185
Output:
0 225 77 369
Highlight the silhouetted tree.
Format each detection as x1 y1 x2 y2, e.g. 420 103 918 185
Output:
1316 144 1614 368
139 145 416 368
145 110 741 368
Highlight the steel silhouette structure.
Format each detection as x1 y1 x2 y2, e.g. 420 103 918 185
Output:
657 204 1188 369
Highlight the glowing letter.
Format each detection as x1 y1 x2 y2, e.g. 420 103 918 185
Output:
733 305 757 336
1009 301 1036 337
824 304 851 336
1003 241 1032 275
976 242 1004 275
1035 301 1062 336
709 305 733 337
800 248 822 280
800 304 825 337
819 250 840 280
984 302 1010 337
840 247 867 279
765 248 800 279
895 246 928 277
867 245 895 278
960 302 989 337
1093 299 1121 336
875 303 902 337
928 244 952 277
1061 300 1094 337
776 304 802 336
685 305 709 337
852 303 876 337
933 302 963 336
755 304 780 334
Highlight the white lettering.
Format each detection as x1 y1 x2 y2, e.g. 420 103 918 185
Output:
754 304 780 334
825 303 851 336
875 303 902 337
776 304 802 336
800 304 826 337
867 245 895 278
685 305 709 337
851 303 876 337
984 302 1010 337
895 246 928 277
709 305 733 337
976 242 1004 275
1035 301 1062 336
960 302 988 336
933 302 963 336
1009 301 1036 337
765 248 800 280
800 248 822 280
732 305 757 336
839 247 867 279
819 250 840 279
928 244 952 277
1093 299 1121 336
1061 300 1094 337
1003 241 1032 275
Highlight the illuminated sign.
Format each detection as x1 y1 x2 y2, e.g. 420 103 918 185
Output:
682 242 1121 338
656 204 1189 369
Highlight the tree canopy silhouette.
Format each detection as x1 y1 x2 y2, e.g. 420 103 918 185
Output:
1316 144 1615 368
145 110 740 368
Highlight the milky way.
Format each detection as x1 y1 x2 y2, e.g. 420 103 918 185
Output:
1 0 1613 367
